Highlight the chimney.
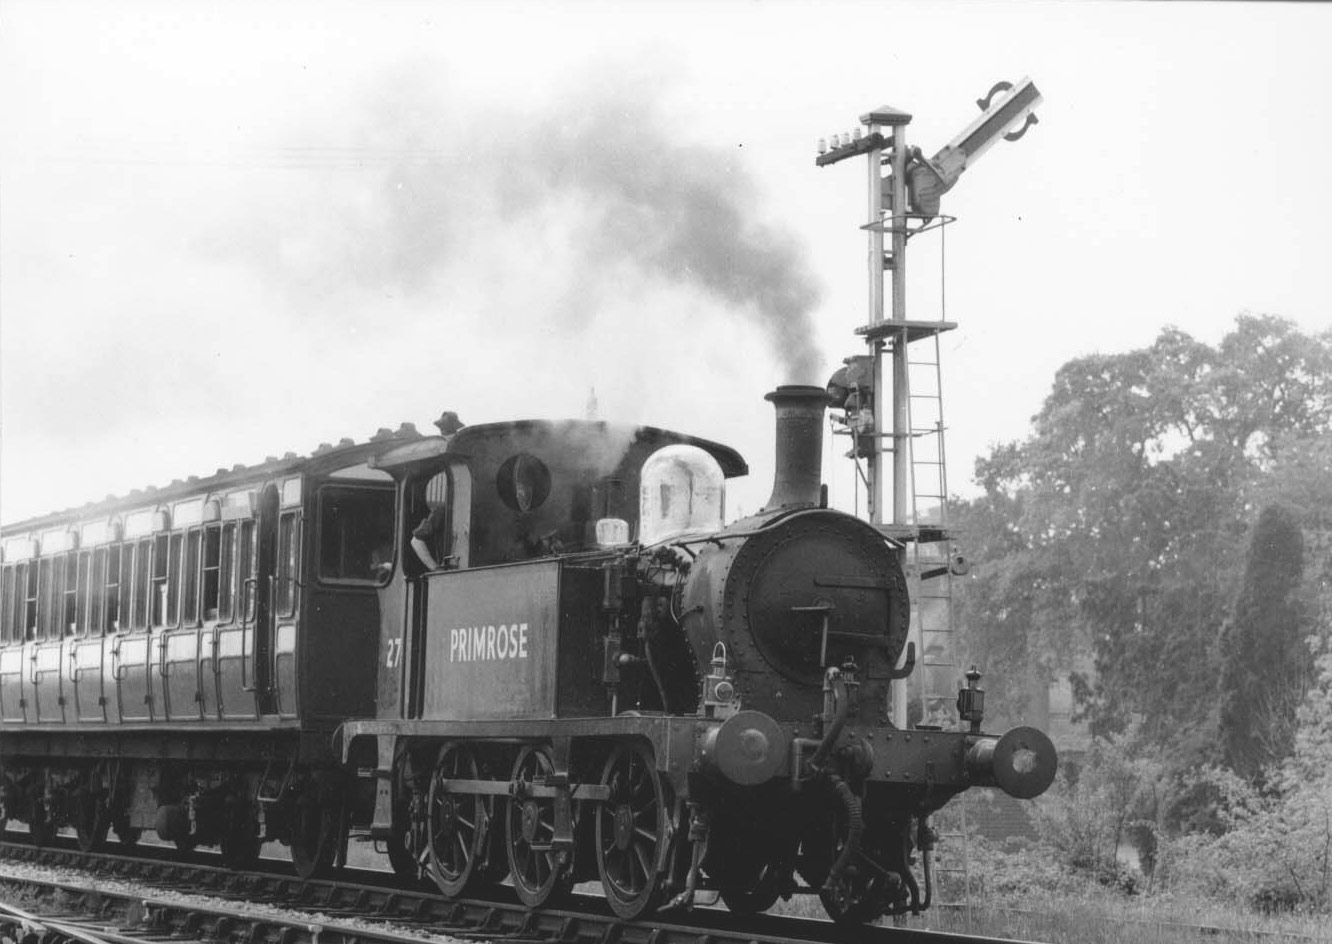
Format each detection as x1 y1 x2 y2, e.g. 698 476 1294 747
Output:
762 385 831 512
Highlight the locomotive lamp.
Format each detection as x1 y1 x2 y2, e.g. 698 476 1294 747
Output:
701 643 740 719
956 665 985 734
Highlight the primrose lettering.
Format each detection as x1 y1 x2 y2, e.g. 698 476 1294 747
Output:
449 623 530 663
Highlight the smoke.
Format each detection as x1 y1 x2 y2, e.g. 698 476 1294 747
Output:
207 62 825 384
518 82 825 384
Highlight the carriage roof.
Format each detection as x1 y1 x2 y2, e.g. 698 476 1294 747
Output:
1 419 747 539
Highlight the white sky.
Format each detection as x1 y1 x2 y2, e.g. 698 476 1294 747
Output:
2 0 1330 527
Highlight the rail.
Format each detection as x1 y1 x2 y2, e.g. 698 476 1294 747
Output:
0 837 1047 944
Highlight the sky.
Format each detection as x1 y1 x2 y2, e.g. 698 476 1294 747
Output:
2 0 1330 529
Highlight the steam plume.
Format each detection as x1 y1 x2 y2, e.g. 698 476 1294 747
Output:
218 65 826 384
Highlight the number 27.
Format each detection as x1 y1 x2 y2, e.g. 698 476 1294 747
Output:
385 637 403 669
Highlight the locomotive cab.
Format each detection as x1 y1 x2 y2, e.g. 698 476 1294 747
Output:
363 420 745 723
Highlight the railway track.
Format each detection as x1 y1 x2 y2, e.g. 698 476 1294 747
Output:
0 838 1038 944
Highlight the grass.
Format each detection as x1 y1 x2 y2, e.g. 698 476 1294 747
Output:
762 875 1328 943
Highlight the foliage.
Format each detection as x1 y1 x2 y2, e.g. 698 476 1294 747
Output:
1156 636 1332 913
1025 725 1169 888
953 315 1332 754
1218 504 1310 779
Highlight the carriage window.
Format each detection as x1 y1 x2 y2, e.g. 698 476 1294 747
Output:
151 533 172 628
277 512 300 617
165 533 184 626
70 552 87 636
91 547 108 635
1 565 14 643
238 520 256 621
132 538 151 629
115 544 131 631
77 551 93 635
22 562 38 640
38 557 55 640
182 530 202 625
218 524 236 623
318 485 395 585
109 540 126 628
202 526 222 621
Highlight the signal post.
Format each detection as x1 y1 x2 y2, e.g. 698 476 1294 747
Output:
817 79 1043 728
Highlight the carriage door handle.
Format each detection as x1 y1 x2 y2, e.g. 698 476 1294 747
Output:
240 577 258 691
111 637 127 681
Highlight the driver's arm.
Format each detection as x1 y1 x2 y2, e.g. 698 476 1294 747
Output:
411 535 439 571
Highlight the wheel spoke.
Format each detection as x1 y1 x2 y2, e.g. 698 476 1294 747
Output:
596 744 670 919
634 842 652 888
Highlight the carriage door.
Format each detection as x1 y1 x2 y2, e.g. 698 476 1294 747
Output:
32 552 67 724
71 545 107 723
0 556 35 724
252 484 280 716
162 520 202 722
116 530 159 723
217 507 260 721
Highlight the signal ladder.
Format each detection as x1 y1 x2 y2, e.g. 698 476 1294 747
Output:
902 326 957 725
892 314 972 911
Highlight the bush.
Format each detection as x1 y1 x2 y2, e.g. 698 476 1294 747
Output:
1027 724 1166 889
1154 637 1332 914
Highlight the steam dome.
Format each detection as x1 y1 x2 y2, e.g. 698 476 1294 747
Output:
639 445 725 545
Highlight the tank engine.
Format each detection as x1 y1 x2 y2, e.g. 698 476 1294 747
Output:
337 384 1055 925
0 385 1055 928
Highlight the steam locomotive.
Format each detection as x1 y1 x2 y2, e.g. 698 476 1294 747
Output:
0 385 1055 926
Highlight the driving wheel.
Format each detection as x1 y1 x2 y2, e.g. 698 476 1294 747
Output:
506 745 571 908
596 741 670 921
427 743 495 898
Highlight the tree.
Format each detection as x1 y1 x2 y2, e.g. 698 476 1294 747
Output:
1218 504 1310 780
954 315 1332 755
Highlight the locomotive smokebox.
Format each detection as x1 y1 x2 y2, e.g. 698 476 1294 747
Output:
762 385 832 512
